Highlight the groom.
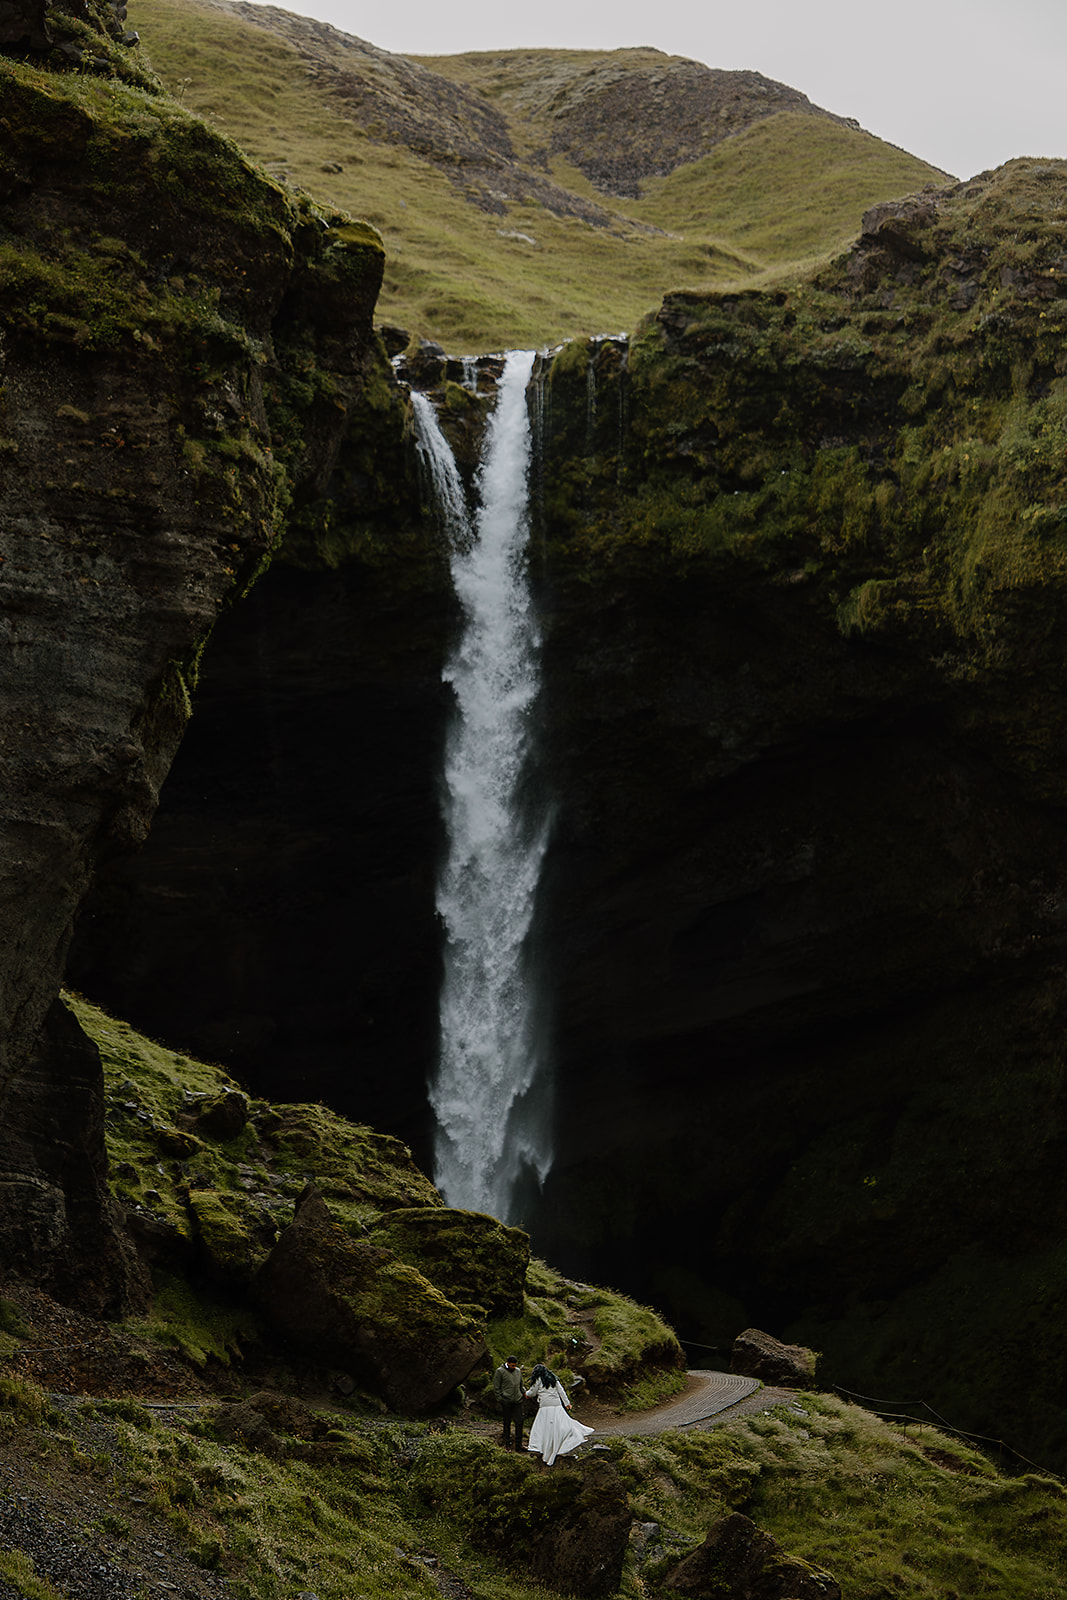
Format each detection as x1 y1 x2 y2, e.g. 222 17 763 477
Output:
492 1356 525 1451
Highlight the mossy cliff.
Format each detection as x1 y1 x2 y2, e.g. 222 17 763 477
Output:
527 160 1067 1470
0 50 423 1310
57 992 683 1415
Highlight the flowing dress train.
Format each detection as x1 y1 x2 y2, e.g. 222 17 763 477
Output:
525 1379 594 1466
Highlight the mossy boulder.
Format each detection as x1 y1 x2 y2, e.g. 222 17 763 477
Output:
730 1328 820 1388
411 1439 630 1597
369 1206 530 1319
528 1458 632 1597
664 1511 840 1599
256 1184 487 1411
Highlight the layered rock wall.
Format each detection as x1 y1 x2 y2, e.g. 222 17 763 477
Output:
0 53 411 1306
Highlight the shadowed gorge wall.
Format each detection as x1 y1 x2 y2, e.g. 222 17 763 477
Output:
521 164 1067 1465
69 557 452 1159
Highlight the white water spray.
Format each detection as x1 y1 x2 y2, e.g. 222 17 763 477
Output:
423 349 552 1221
411 391 470 545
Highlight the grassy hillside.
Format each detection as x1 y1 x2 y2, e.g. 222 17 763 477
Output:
2 1359 1066 1600
60 991 683 1405
130 0 949 351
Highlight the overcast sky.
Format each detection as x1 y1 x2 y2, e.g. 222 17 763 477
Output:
245 0 1066 181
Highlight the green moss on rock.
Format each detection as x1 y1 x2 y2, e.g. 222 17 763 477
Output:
369 1207 530 1319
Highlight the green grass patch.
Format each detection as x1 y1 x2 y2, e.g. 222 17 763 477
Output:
4 1376 1067 1600
0 1551 68 1600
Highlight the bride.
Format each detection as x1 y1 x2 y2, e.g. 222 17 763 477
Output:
524 1363 595 1466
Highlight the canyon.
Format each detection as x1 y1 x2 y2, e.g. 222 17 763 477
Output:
5 0 1067 1487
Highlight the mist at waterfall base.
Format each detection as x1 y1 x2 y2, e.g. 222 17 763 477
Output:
416 351 553 1225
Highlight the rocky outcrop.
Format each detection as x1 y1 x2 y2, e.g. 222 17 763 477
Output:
730 1330 819 1388
665 1512 840 1600
2 1001 150 1317
0 56 411 1309
255 1184 487 1411
368 1207 530 1319
527 1459 631 1597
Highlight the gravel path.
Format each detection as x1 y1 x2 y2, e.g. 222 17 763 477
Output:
572 1371 803 1441
591 1371 763 1435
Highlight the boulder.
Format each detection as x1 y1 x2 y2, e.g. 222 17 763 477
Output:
859 196 939 259
256 1185 487 1411
665 1511 840 1599
0 1000 150 1317
527 1459 631 1598
730 1328 819 1388
194 1090 250 1143
368 1206 529 1318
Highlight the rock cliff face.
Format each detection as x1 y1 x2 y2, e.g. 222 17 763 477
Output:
525 162 1067 1462
0 49 414 1307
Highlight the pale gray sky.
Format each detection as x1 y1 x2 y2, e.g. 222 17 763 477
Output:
246 0 1066 181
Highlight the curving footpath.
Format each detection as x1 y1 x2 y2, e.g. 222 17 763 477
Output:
591 1370 788 1436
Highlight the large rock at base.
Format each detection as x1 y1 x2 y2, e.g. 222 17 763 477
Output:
665 1512 840 1599
730 1328 819 1388
528 1459 631 1598
0 1000 149 1317
368 1207 530 1318
256 1185 487 1411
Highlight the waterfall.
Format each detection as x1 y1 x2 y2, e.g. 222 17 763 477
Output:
423 349 552 1221
411 391 470 545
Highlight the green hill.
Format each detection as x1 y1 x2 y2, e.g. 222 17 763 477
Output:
130 0 950 351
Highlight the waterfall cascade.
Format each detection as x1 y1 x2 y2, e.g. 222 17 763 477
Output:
412 350 551 1222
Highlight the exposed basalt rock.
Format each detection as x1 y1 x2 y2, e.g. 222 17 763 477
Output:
0 1000 150 1316
665 1512 840 1599
0 57 410 1311
542 61 865 199
1 0 158 88
255 1184 487 1411
730 1329 819 1388
220 2 627 225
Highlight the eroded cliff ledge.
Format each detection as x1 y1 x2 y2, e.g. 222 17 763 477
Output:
0 49 417 1310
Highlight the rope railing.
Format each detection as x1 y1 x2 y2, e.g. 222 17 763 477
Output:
831 1383 1064 1484
674 1339 1063 1485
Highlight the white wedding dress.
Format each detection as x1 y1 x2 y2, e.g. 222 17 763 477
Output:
525 1378 595 1465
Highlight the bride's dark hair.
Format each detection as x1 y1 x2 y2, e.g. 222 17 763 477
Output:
531 1362 558 1388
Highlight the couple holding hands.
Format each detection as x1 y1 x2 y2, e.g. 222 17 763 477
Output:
492 1356 594 1466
